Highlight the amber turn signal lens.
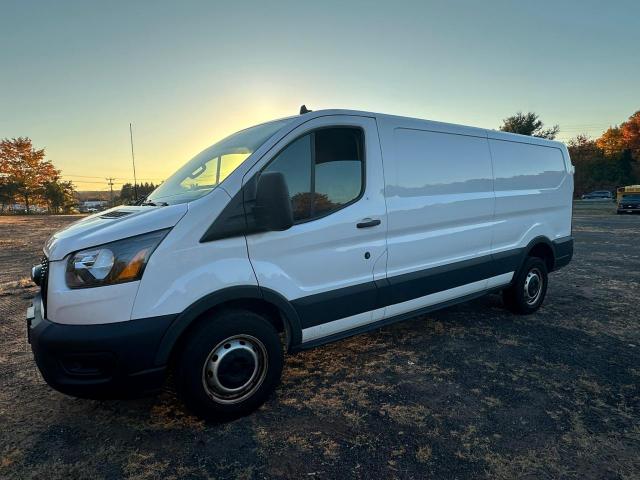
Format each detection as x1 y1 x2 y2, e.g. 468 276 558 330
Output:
115 248 150 281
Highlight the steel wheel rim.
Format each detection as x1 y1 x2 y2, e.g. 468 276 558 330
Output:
201 334 268 404
524 267 543 306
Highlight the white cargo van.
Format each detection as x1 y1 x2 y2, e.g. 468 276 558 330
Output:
28 108 574 419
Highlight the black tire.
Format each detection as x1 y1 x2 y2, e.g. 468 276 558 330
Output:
502 256 548 315
176 309 283 421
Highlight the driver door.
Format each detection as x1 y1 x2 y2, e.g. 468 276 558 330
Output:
244 115 387 344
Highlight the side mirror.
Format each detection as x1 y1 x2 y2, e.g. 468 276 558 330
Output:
254 172 293 231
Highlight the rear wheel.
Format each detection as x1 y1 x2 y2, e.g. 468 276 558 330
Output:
176 309 283 420
503 256 548 314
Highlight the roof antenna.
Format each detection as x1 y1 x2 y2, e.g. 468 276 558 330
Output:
299 105 312 115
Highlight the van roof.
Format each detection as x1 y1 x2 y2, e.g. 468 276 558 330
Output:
290 108 564 149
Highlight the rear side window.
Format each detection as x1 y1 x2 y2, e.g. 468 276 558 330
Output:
490 140 566 190
263 127 364 222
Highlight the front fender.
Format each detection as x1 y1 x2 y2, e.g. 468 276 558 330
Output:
154 286 302 365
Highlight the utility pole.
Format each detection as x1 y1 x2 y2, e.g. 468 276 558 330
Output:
106 177 115 207
129 123 139 202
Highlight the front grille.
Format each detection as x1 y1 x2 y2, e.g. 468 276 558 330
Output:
40 255 49 318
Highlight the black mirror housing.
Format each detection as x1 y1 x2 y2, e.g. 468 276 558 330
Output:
199 172 293 242
254 172 293 231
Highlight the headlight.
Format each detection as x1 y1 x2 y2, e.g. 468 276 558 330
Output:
66 229 169 288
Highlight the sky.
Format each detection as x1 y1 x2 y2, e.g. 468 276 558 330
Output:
1 0 639 191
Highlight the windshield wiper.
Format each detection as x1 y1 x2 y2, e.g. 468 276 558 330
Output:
141 201 169 207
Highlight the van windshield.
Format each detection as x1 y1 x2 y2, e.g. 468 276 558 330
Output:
146 119 291 205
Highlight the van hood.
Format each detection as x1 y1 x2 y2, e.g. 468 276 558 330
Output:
44 204 189 261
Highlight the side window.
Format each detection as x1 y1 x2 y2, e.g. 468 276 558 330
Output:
263 135 313 221
263 127 364 222
314 128 364 216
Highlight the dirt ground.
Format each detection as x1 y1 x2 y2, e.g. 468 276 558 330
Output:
0 215 86 286
0 204 639 479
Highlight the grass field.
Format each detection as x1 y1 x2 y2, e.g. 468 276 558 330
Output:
0 203 639 479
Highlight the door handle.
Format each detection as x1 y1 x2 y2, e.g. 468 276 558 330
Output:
357 218 381 228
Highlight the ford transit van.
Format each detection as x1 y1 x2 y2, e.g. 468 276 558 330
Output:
27 108 574 419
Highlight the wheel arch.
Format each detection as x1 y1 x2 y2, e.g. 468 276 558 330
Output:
155 286 302 366
523 236 555 273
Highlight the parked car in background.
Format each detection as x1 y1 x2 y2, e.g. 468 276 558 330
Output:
617 194 640 214
581 190 613 201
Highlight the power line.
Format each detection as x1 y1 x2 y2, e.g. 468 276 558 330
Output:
60 173 107 179
63 173 160 181
64 179 127 185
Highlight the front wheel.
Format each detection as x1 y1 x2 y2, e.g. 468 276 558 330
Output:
176 309 284 421
503 257 548 314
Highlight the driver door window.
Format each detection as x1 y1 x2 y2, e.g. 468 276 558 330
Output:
262 127 364 222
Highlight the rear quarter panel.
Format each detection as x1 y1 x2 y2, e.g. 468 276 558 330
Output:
488 135 573 255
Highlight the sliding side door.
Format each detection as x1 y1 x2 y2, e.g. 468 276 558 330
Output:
377 118 497 318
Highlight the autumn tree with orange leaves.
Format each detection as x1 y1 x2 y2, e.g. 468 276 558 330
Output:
0 137 75 213
621 111 640 158
569 111 640 196
596 126 626 156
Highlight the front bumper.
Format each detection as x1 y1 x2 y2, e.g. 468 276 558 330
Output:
28 293 176 399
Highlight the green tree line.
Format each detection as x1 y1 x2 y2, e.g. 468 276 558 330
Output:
119 182 158 205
